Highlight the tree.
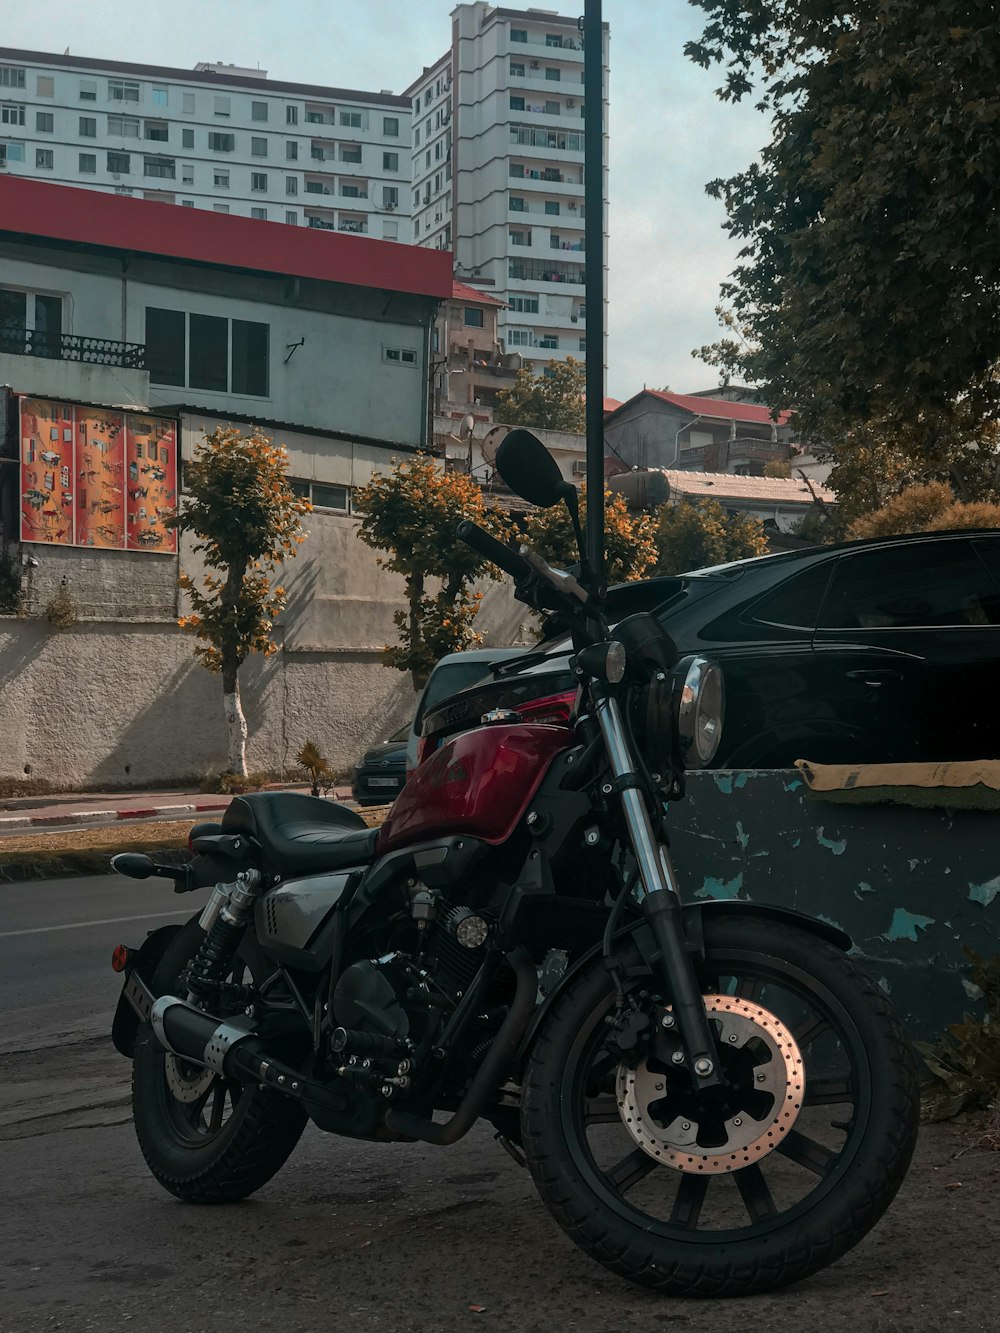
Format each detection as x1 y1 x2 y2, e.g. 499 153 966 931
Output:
353 455 508 689
168 426 310 777
763 458 791 479
848 481 1000 540
654 499 769 575
495 356 586 433
686 2 1000 467
521 485 658 585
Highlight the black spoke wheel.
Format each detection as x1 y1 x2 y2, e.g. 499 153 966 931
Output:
521 914 919 1297
132 917 306 1204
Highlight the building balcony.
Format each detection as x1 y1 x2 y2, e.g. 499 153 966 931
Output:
509 33 584 57
508 168 585 194
0 326 145 369
0 327 149 404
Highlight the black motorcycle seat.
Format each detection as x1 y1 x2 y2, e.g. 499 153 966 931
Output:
222 792 379 876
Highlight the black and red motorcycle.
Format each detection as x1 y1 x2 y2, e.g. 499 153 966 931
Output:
110 429 918 1297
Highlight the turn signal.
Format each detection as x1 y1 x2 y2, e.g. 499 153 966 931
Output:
111 944 130 974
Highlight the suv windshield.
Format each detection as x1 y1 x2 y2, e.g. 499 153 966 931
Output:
414 656 522 732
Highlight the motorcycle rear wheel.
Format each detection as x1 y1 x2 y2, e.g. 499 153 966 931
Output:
132 917 306 1204
521 914 919 1297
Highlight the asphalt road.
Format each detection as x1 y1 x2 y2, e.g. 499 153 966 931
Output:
2 875 1000 1332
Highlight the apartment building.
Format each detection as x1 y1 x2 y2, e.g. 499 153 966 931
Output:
0 48 410 240
406 3 609 376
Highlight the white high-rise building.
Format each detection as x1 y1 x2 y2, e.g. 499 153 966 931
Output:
0 48 410 240
406 4 609 376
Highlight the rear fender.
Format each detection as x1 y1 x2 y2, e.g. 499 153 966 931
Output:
515 900 852 1069
111 921 186 1057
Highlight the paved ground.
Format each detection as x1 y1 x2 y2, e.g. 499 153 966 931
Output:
2 875 999 1332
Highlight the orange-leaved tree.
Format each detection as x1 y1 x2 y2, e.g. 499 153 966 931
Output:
167 425 310 776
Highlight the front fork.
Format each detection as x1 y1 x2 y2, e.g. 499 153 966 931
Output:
594 692 722 1090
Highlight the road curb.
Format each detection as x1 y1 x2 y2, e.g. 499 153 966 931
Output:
0 800 230 832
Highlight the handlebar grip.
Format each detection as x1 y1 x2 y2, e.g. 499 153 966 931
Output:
456 521 532 580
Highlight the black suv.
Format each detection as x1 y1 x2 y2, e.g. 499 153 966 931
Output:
420 529 1000 769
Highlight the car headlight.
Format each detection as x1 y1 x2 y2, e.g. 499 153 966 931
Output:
674 655 725 766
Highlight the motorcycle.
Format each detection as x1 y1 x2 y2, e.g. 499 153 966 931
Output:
109 428 918 1297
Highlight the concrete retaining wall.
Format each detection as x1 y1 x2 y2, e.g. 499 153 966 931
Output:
672 771 1000 1039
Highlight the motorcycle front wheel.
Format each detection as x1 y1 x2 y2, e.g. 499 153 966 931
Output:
521 913 919 1297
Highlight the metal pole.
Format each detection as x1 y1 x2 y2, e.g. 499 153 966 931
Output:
583 0 605 590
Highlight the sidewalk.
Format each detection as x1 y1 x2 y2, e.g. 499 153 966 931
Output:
0 781 354 834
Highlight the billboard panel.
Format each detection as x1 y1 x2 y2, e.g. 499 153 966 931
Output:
19 397 75 545
125 415 178 553
75 408 126 549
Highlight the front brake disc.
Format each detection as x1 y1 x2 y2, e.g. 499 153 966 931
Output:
615 994 805 1175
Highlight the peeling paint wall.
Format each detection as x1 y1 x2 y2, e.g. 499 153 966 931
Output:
670 771 1000 1039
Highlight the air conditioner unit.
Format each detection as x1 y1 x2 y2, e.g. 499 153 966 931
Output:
531 61 540 68
567 99 575 107
568 201 577 209
571 314 578 323
111 172 121 180
572 460 587 476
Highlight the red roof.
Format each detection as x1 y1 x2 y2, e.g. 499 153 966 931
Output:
0 176 452 301
626 389 790 427
451 280 506 307
603 396 622 414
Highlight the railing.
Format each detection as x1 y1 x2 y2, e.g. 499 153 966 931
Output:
0 325 146 369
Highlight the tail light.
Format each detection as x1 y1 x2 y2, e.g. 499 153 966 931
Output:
415 687 577 769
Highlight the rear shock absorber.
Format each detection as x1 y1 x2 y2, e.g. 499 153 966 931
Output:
184 870 263 1005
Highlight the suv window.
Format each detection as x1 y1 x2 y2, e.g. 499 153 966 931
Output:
750 561 834 630
820 541 1000 629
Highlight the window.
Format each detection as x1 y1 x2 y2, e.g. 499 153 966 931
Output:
508 329 531 347
152 86 168 107
144 119 168 141
182 92 195 113
383 150 398 171
79 79 96 101
108 113 140 137
285 210 298 224
181 128 194 148
509 195 526 212
214 169 229 188
383 220 398 240
510 229 530 246
545 33 564 47
340 182 364 197
305 110 324 124
0 141 24 163
1 104 25 126
544 100 560 115
434 140 442 160
208 132 234 152
312 483 349 511
37 75 54 97
145 307 186 385
36 148 53 169
147 308 269 395
251 206 267 220
231 318 269 394
251 100 268 121
425 149 430 168
413 220 420 237
251 136 268 157
285 177 298 195
382 185 398 209
0 65 26 89
251 172 267 191
79 116 96 137
546 67 561 81
383 115 398 136
510 96 525 111
464 307 484 328
286 105 298 124
78 152 96 173
286 141 298 160
213 203 230 213
340 109 362 128
107 150 130 173
340 143 362 164
181 200 194 207
750 564 833 630
510 61 525 76
414 126 420 145
539 335 558 349
214 96 230 116
188 313 229 391
109 79 140 102
509 162 524 178
510 294 539 313
383 346 418 366
423 88 432 107
511 28 527 42
820 543 1000 629
144 155 175 178
181 162 194 184
545 200 560 215
578 338 586 352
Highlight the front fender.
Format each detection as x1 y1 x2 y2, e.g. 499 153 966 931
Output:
110 922 185 1058
515 900 852 1069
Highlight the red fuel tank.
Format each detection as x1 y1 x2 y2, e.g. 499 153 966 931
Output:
376 723 574 855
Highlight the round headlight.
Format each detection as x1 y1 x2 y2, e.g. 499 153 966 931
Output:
605 640 626 685
675 656 725 766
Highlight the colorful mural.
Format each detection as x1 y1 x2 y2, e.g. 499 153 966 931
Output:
19 398 177 554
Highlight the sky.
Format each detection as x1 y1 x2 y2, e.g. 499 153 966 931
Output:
4 1 769 402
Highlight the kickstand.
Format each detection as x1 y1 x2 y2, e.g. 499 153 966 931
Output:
495 1133 528 1169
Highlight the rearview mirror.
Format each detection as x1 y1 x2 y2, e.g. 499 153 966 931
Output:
496 429 573 509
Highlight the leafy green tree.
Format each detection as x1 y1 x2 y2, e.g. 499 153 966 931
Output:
496 356 586 433
522 485 658 585
168 426 310 777
686 2 1000 468
763 458 791 479
353 455 509 688
654 499 769 575
848 482 1000 540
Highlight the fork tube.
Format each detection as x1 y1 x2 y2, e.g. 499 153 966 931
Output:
593 692 721 1088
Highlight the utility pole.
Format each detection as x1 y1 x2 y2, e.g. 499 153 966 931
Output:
582 0 605 591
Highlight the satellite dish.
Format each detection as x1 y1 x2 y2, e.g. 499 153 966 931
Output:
480 424 510 466
458 414 476 442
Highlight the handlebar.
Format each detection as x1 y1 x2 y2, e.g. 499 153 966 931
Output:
456 520 533 581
